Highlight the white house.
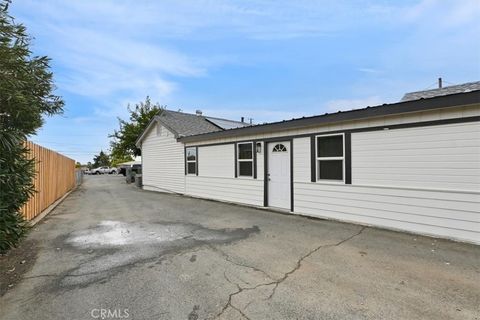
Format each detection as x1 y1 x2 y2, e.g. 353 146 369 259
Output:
136 83 480 244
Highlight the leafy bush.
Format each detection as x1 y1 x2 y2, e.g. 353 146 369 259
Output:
0 131 34 252
0 0 63 252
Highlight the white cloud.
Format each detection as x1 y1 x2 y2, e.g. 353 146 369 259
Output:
11 0 480 163
12 1 209 116
41 25 202 104
401 0 437 22
357 68 382 74
13 0 411 41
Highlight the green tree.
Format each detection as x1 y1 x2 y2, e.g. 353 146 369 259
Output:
0 0 64 252
110 96 164 158
92 151 110 167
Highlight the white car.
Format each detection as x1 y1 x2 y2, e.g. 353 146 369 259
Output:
91 166 117 175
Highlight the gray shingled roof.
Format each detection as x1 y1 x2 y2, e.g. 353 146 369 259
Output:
136 109 252 145
156 110 222 137
154 110 251 137
401 81 480 102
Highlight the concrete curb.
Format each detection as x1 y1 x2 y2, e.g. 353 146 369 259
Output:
28 187 77 226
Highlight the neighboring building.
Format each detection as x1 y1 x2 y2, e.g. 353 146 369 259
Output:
136 90 480 244
401 80 480 101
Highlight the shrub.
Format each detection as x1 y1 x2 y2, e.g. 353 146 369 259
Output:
0 131 34 253
0 0 63 252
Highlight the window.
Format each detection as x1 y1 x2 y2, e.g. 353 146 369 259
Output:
186 147 197 175
316 134 344 181
237 142 253 177
272 144 287 152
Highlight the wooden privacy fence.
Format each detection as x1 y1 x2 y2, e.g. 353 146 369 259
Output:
21 141 77 221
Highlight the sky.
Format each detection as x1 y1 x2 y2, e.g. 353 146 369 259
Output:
10 0 480 164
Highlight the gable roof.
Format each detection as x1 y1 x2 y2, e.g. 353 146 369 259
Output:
157 110 221 137
179 89 480 143
136 109 249 146
401 81 480 102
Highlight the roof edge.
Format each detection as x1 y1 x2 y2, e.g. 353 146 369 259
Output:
135 116 159 147
135 114 182 147
155 116 181 138
179 90 480 143
203 117 225 130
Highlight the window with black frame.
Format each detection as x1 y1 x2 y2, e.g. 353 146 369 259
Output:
186 147 197 175
237 142 253 177
316 134 344 181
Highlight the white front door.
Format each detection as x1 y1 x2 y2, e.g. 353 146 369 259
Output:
267 141 291 210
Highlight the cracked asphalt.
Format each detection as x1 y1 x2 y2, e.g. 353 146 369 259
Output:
1 175 479 320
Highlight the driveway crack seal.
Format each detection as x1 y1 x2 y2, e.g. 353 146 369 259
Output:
212 226 366 319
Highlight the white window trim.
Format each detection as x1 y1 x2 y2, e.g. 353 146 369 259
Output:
237 142 254 178
186 147 197 175
315 133 345 184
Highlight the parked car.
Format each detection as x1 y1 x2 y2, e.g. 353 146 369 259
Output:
91 166 117 175
84 169 92 175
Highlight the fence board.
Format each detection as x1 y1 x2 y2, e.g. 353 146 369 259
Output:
20 141 77 221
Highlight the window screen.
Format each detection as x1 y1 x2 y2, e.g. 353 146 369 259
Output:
316 135 344 181
237 143 253 177
186 147 197 175
317 135 343 157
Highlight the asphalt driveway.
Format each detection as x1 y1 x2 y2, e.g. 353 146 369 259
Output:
1 175 479 320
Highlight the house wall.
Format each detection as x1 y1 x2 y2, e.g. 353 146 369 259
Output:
182 104 480 243
142 123 185 194
185 143 264 206
293 120 480 244
351 121 480 191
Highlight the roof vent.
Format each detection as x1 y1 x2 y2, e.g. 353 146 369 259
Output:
195 110 202 116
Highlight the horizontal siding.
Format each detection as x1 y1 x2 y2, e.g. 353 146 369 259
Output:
293 122 480 244
142 124 185 194
197 142 264 180
186 176 263 206
198 144 234 178
293 137 311 182
352 122 480 191
256 142 264 181
294 182 480 244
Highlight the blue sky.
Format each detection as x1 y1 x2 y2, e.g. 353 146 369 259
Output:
11 0 480 163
